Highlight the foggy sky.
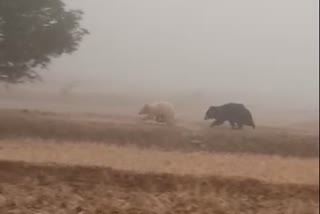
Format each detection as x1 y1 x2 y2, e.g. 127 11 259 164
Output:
42 0 318 102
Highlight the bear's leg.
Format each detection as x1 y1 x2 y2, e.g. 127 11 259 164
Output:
229 121 236 129
236 122 243 129
250 121 256 129
156 115 164 123
143 115 153 121
211 120 224 127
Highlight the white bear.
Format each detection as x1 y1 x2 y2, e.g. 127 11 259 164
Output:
139 101 175 125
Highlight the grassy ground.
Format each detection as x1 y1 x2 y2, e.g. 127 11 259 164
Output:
0 161 318 214
0 109 318 158
0 109 318 213
0 138 318 185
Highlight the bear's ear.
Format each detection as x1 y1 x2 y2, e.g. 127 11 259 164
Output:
144 104 151 111
139 104 148 114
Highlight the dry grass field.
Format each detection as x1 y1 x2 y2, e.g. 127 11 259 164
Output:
0 109 318 158
0 108 319 213
0 138 318 185
0 161 318 214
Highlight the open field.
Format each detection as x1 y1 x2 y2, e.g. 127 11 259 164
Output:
0 138 318 185
0 109 318 158
0 108 319 213
0 161 318 214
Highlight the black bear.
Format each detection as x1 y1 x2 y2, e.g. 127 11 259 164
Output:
205 103 255 129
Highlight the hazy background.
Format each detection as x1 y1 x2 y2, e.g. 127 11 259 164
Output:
1 0 319 124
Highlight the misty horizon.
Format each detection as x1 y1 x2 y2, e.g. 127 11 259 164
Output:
2 0 319 110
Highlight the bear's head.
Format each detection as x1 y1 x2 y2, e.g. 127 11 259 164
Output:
204 106 219 120
139 104 151 115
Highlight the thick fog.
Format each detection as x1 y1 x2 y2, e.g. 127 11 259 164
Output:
42 0 318 96
4 0 318 118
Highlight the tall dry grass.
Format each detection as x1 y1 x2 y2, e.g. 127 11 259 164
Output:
0 160 318 214
0 138 318 185
0 109 318 158
0 109 318 213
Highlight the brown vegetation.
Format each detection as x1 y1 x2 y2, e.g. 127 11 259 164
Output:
0 109 318 213
0 138 318 185
0 109 318 158
0 161 318 214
